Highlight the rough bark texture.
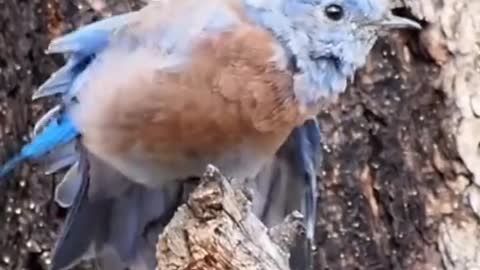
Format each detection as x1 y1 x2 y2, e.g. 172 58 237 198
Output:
156 165 302 270
0 0 479 269
312 1 480 269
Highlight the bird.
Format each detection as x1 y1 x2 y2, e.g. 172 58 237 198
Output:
0 0 420 269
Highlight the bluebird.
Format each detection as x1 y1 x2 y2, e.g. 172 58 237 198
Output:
0 0 420 269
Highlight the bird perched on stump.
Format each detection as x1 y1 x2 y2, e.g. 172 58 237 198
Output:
0 0 420 269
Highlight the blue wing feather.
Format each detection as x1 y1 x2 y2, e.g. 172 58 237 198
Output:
292 118 321 240
32 56 89 100
20 115 79 159
47 12 134 55
0 12 134 180
34 13 132 100
290 118 322 270
0 116 79 179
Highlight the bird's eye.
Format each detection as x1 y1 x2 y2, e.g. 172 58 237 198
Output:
324 4 344 21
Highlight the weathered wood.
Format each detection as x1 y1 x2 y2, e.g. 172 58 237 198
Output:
156 165 302 270
407 1 480 269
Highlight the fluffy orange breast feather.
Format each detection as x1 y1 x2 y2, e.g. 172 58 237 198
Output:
72 11 308 174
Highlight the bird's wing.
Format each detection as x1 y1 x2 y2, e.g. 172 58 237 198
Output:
50 144 185 270
0 8 137 180
251 118 322 269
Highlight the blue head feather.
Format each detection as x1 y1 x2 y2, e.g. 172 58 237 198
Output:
243 0 420 114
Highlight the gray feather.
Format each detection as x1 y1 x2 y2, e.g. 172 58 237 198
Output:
33 105 62 135
42 142 79 175
32 63 75 100
51 147 185 270
55 162 81 208
250 119 323 270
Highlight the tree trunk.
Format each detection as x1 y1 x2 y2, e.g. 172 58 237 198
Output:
0 0 479 269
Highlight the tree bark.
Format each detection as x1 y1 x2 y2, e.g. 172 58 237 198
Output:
0 0 479 269
311 1 480 269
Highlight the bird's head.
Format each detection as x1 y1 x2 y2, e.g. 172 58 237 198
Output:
244 0 421 113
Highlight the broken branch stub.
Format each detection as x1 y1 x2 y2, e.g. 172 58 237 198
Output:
156 165 303 270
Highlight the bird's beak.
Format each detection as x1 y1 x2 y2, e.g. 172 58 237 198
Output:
379 13 422 30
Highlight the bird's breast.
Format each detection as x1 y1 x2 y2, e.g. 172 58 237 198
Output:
71 24 308 186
